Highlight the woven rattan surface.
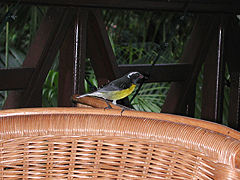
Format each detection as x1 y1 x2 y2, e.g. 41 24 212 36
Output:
1 107 240 179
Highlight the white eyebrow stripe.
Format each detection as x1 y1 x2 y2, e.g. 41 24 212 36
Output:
127 72 138 78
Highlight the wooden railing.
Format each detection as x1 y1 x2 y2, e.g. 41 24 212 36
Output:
0 1 239 130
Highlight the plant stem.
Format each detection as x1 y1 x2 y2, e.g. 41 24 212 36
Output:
5 8 9 69
30 6 38 40
4 6 9 101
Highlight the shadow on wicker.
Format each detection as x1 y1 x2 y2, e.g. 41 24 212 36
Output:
1 107 240 179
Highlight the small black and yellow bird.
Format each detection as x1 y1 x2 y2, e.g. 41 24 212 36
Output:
78 72 144 105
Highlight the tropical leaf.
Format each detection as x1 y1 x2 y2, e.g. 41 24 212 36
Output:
42 70 58 107
129 82 170 112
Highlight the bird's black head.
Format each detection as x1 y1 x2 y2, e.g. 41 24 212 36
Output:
126 72 144 84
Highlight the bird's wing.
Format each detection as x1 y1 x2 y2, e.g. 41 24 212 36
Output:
98 77 132 92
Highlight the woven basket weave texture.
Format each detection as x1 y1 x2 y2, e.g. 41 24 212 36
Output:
0 108 240 179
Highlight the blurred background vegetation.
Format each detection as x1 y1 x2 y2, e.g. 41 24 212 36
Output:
0 4 231 124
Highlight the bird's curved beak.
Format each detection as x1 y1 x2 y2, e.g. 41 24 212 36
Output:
139 74 144 79
135 74 144 84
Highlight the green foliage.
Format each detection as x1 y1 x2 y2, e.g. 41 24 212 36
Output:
195 66 203 118
104 10 193 65
0 5 46 57
84 58 98 93
130 83 170 112
0 5 46 108
42 70 58 107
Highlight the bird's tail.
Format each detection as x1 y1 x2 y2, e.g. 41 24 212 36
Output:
76 91 103 98
76 93 90 98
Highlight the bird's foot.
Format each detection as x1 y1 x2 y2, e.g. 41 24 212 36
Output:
104 100 113 110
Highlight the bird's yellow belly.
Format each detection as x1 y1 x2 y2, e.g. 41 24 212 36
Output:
104 84 136 100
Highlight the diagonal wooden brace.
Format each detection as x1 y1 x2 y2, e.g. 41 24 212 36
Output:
3 8 76 109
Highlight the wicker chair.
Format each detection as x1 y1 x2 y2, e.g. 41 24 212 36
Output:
1 107 240 179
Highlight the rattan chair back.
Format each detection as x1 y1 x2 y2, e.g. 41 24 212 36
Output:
1 107 240 179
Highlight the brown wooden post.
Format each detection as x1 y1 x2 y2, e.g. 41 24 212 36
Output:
201 19 225 123
3 8 76 109
161 15 220 115
73 10 88 95
87 9 119 86
0 68 34 90
58 10 88 107
228 72 240 129
58 23 75 107
185 82 196 117
224 16 240 130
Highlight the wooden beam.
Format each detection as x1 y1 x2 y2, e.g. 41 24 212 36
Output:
224 16 240 130
161 15 220 115
58 20 75 107
201 23 225 123
73 10 87 95
7 0 240 14
185 82 196 117
3 8 76 109
58 10 88 107
228 72 240 130
224 16 240 73
22 8 76 108
87 9 119 86
0 68 34 90
118 63 192 82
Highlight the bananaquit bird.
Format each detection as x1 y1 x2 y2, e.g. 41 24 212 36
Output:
78 72 144 106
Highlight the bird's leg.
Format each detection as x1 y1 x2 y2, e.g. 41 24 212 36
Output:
104 99 112 109
120 107 125 116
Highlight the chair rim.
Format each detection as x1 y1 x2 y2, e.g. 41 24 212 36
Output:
1 107 240 169
1 107 239 140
